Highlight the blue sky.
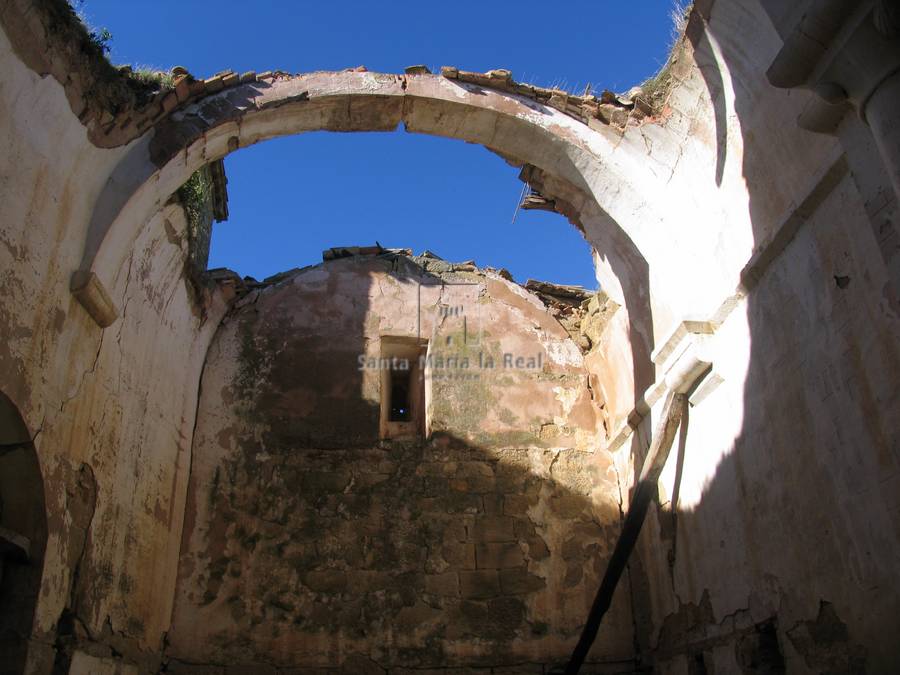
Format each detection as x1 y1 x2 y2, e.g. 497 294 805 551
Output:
79 1 677 288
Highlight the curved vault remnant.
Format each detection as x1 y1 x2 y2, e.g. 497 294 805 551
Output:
71 63 667 431
77 69 659 383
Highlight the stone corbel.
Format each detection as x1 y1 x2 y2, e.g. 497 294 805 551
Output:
768 2 900 125
652 319 718 398
797 96 853 135
607 319 721 452
70 270 119 328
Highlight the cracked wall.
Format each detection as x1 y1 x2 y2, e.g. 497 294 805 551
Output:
614 1 900 672
167 256 633 672
0 28 230 664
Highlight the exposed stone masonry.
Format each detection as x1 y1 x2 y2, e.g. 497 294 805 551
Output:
168 441 621 674
168 256 633 672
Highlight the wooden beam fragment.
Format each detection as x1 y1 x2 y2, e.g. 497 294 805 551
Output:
565 391 687 674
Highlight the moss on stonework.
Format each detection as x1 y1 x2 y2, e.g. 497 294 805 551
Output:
177 166 215 273
31 2 172 112
208 466 221 507
637 1 693 113
428 329 500 434
173 165 218 315
127 67 175 89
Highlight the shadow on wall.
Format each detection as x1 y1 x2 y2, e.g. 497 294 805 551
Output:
622 1 900 672
0 391 48 675
165 255 636 673
141 69 659 441
169 433 631 673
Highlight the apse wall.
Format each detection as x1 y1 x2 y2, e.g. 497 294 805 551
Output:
167 256 632 671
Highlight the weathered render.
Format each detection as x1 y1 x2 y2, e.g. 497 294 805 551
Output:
0 0 898 673
169 256 630 671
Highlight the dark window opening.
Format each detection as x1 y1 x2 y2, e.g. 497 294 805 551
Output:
379 337 428 440
389 369 412 422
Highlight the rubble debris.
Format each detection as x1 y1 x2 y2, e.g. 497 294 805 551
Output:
521 281 618 354
485 267 514 281
521 191 556 212
322 245 413 262
524 280 591 302
440 66 645 131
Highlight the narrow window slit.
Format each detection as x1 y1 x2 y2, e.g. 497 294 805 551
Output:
389 368 412 422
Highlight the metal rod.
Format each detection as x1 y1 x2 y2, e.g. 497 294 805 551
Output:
511 181 529 224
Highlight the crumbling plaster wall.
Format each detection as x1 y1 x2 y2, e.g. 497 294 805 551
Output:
633 165 900 673
613 1 900 672
0 22 230 668
168 257 632 672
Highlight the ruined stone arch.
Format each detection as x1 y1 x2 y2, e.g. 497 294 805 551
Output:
82 71 647 280
77 70 669 397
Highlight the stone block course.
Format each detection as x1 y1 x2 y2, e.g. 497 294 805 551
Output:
475 542 525 569
459 570 500 599
424 571 459 597
174 75 191 101
2 0 645 154
156 90 177 115
225 667 277 675
203 75 224 93
304 570 347 594
503 494 536 515
167 665 224 675
469 516 517 543
441 542 476 570
499 568 547 595
482 493 504 514
154 258 626 665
